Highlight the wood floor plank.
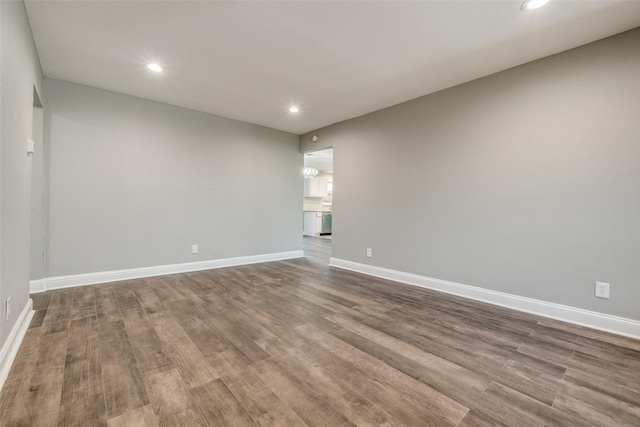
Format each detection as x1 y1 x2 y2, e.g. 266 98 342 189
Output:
254 335 292 359
3 332 68 426
566 349 640 388
221 295 309 349
70 286 97 320
38 329 69 367
185 271 232 295
17 365 66 427
200 294 274 342
41 289 73 335
553 381 640 426
112 282 143 312
294 278 391 315
133 283 167 315
293 323 469 426
501 359 562 392
95 285 122 324
235 286 340 334
457 409 511 427
483 381 577 426
122 308 173 373
32 291 53 311
190 379 255 427
147 275 203 305
180 299 271 365
143 276 185 304
1 238 637 426
98 320 136 363
99 309 149 419
192 270 238 293
144 368 208 427
356 309 551 402
160 275 206 304
389 301 528 354
277 345 405 426
325 313 490 393
107 404 158 427
539 317 640 353
563 367 640 407
102 356 150 418
359 307 512 367
517 338 576 365
58 317 106 426
503 349 567 378
165 300 227 357
206 349 251 379
58 393 107 427
274 285 370 323
0 329 45 425
30 308 47 329
574 334 640 370
65 316 99 364
222 370 307 427
172 275 213 297
149 311 218 388
251 357 354 427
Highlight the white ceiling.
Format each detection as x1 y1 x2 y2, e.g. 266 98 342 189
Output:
25 1 640 135
306 148 333 173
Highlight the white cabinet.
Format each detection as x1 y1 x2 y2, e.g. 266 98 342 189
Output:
303 211 323 236
304 177 328 197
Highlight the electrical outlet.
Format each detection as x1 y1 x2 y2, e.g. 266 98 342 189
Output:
595 282 610 299
192 244 198 254
5 297 11 321
366 248 372 258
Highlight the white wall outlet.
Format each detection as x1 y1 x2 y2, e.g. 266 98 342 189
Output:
595 282 610 299
191 244 198 254
5 297 11 321
366 248 372 258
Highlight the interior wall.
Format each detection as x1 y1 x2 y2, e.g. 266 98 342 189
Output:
300 28 640 321
0 1 45 345
45 78 301 277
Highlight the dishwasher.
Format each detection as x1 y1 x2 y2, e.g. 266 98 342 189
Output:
320 212 332 235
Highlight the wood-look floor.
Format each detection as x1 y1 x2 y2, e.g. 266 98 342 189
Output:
1 238 639 426
302 236 331 265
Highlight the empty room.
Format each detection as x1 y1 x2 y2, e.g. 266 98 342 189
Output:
1 1 639 426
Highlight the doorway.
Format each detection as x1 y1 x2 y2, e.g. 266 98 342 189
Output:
30 88 45 284
302 147 333 264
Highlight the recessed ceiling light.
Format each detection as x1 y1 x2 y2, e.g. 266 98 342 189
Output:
147 63 162 72
521 0 550 10
289 106 299 113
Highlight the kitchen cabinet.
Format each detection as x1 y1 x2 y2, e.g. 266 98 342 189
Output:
303 211 332 236
303 211 321 236
304 177 328 197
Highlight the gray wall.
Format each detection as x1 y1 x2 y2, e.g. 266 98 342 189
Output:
0 1 44 345
45 78 301 277
301 28 640 321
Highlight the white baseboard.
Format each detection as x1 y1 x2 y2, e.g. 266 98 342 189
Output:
29 279 45 293
31 250 304 293
330 257 640 340
0 299 34 393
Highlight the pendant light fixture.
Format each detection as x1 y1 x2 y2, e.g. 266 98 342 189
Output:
521 0 550 10
303 153 319 179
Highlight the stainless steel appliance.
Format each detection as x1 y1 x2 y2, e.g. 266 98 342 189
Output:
320 212 332 235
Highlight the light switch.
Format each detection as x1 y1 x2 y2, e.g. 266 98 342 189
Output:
27 139 35 155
